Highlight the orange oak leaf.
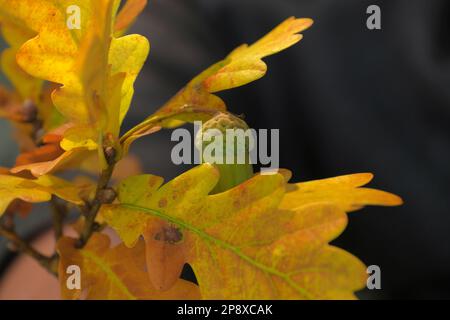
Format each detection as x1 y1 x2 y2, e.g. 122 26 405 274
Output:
99 164 402 299
115 0 148 34
57 233 200 300
10 123 97 177
15 144 64 167
11 148 98 177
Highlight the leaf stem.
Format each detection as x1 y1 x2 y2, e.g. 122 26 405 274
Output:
119 106 220 144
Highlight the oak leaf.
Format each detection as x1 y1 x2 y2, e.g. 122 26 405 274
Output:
57 233 201 300
15 144 64 167
120 17 313 152
0 2 64 132
15 0 149 136
0 168 34 216
12 148 98 177
100 164 402 299
7 0 149 175
11 124 98 176
0 0 44 100
0 174 85 216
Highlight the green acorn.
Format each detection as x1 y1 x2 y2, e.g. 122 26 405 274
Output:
195 112 254 194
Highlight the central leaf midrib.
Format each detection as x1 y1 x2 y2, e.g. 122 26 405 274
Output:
81 249 135 300
122 202 315 299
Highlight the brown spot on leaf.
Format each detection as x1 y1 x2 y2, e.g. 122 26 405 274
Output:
158 198 167 208
148 176 160 188
154 226 183 244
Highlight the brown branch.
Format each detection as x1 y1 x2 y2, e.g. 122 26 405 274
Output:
0 226 58 276
77 156 116 248
0 100 58 276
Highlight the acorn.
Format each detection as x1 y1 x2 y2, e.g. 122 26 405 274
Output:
195 112 254 194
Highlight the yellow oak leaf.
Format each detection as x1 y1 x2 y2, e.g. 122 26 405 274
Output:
59 126 100 152
281 173 403 212
0 11 66 171
3 0 149 175
120 17 313 151
57 233 201 300
1 48 42 101
0 169 34 217
0 0 149 174
0 2 65 133
15 0 149 133
99 164 402 299
109 34 150 125
15 0 112 125
0 0 46 100
36 84 67 131
0 173 85 216
204 17 314 93
0 177 49 217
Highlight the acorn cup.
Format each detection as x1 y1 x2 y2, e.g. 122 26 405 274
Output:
195 112 255 194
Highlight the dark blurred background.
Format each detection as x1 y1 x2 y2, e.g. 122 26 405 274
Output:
1 0 450 299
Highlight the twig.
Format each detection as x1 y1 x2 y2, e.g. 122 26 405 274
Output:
0 100 59 276
77 160 116 248
0 226 58 276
